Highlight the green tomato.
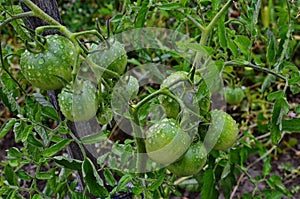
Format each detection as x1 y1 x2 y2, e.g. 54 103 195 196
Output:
206 110 239 150
145 118 191 165
225 87 245 105
88 39 127 78
20 35 75 90
160 71 190 119
58 80 99 122
167 141 207 177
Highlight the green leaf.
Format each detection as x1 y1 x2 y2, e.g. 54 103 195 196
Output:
27 133 44 147
270 98 289 145
234 35 251 59
148 175 165 191
32 93 59 121
43 139 72 157
267 90 284 101
13 121 25 143
201 169 218 199
135 0 149 28
7 147 22 158
263 157 271 176
157 2 181 10
0 118 17 139
54 156 82 170
103 168 116 187
36 172 53 180
82 158 108 197
21 125 33 142
217 14 227 50
266 30 277 65
282 118 300 132
80 131 107 144
117 174 132 192
261 74 276 93
16 170 32 181
4 165 18 186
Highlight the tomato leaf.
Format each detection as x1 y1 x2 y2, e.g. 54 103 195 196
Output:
135 0 149 28
43 139 72 157
0 118 17 139
201 169 218 199
148 175 165 191
54 156 82 170
270 97 289 145
282 118 300 133
82 158 108 197
157 2 181 10
103 168 116 187
217 14 227 50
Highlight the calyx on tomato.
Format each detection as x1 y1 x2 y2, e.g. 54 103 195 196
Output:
87 39 127 78
20 35 76 90
145 118 191 165
225 87 245 105
167 141 207 177
205 110 239 151
58 80 99 122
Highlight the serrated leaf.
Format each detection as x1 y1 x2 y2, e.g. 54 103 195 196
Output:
103 168 116 187
201 169 218 199
0 118 17 139
54 156 82 170
43 139 72 157
82 158 108 197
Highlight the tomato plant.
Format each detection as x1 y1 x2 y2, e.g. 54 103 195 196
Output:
20 35 76 90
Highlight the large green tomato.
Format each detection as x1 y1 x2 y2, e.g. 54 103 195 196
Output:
20 35 75 90
145 118 191 165
58 80 99 122
87 39 127 78
206 110 239 150
167 141 207 177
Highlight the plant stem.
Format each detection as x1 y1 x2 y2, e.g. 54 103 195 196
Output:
199 0 233 45
224 61 287 81
0 11 34 28
85 58 120 79
21 0 61 26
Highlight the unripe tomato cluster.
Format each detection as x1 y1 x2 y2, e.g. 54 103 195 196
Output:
145 72 239 177
20 35 128 122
